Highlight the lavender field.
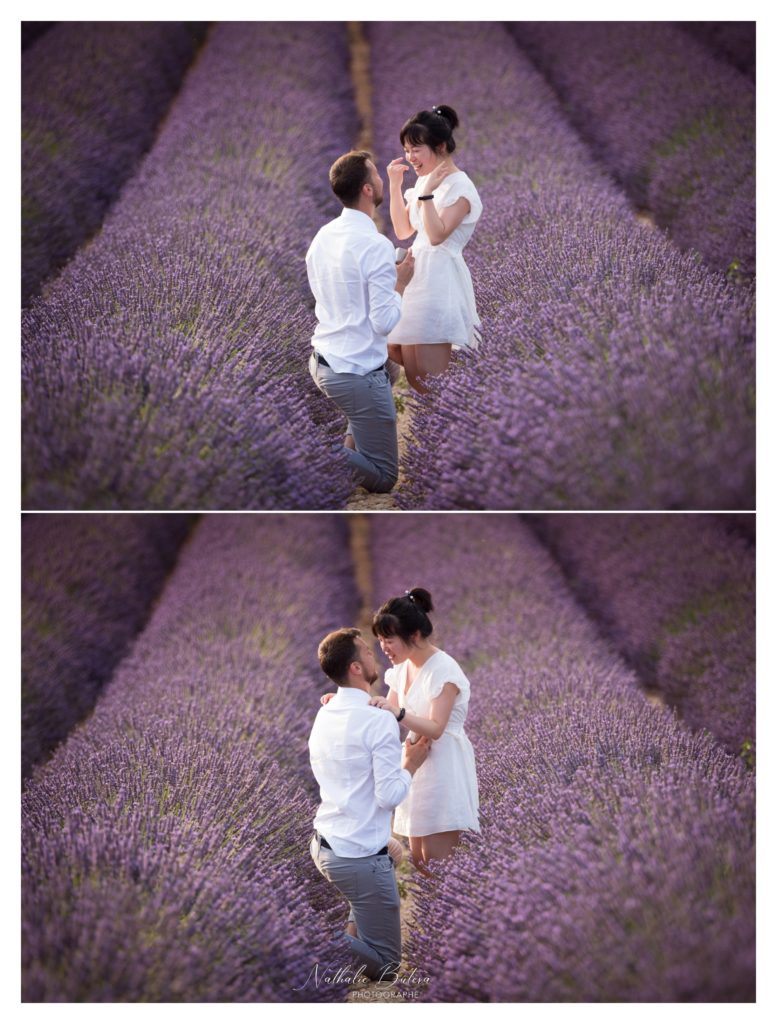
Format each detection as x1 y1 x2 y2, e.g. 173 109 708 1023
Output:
21 21 755 510
22 513 755 1002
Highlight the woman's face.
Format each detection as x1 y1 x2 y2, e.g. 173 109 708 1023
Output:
403 140 445 177
378 632 414 665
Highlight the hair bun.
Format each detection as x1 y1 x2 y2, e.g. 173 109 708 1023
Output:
407 587 434 613
432 105 459 131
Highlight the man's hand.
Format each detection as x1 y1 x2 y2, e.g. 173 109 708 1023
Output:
387 157 409 186
402 735 432 775
395 251 415 295
369 695 395 713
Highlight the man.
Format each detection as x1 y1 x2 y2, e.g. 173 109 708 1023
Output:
308 628 430 980
306 151 415 494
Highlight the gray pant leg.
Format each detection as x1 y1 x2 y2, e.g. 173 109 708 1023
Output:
309 354 398 493
310 835 401 981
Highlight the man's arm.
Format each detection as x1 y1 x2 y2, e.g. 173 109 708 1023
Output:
370 714 429 810
365 243 413 337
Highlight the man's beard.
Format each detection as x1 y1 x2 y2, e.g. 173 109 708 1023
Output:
364 663 379 684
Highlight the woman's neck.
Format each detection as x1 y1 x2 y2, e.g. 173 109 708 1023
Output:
407 641 438 668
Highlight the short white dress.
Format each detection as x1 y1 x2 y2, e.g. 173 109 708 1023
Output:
388 170 483 350
385 649 480 837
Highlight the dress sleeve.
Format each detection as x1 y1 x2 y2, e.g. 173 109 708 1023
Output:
438 177 482 224
384 665 399 694
426 655 471 702
404 185 417 205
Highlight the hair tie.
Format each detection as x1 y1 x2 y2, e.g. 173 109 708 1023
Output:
405 590 415 603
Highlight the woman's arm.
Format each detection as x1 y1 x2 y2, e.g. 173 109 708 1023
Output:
387 157 415 240
420 196 470 246
370 683 458 740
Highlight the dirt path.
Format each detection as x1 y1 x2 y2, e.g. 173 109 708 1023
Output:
343 23 412 512
345 513 420 1002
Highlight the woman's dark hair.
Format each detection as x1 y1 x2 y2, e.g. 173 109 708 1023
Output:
372 588 434 643
329 150 372 207
399 106 459 155
318 627 362 685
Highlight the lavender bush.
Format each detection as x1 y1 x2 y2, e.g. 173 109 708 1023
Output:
509 22 755 279
21 22 56 50
529 514 755 760
22 514 192 781
368 21 754 509
23 23 357 510
22 22 204 306
680 22 756 79
22 515 358 1001
369 513 755 1000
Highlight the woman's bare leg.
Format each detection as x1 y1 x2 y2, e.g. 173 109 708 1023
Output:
408 835 433 876
419 830 461 865
387 343 405 366
400 346 423 393
402 344 453 394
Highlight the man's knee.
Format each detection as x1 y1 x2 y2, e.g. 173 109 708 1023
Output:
372 473 398 494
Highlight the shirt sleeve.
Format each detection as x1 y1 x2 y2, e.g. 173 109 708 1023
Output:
364 239 402 337
368 711 412 811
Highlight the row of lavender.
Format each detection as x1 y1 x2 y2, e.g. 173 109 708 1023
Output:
22 22 205 306
681 22 756 79
22 23 356 510
22 513 192 781
528 514 755 761
369 22 754 510
22 516 358 1001
370 514 754 1000
508 23 755 279
21 22 56 50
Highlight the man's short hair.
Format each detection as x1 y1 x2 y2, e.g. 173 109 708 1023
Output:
329 150 372 207
318 627 362 685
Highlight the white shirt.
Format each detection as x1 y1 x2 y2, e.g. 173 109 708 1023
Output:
305 207 402 375
308 686 412 857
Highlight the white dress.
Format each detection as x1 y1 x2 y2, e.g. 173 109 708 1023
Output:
388 170 483 350
385 649 480 837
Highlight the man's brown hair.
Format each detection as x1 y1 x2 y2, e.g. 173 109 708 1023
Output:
329 150 372 207
318 627 362 685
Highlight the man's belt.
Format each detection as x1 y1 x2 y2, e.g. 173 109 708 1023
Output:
313 352 385 374
316 831 388 856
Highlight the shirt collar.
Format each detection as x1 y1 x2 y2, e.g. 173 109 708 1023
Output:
330 686 371 705
339 207 378 231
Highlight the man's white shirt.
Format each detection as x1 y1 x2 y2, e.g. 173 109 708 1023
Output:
305 207 402 375
309 686 412 858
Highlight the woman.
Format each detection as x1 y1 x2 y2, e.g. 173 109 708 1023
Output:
386 105 483 393
370 587 480 869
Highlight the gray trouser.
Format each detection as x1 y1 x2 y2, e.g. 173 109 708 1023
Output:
310 833 401 981
309 352 398 493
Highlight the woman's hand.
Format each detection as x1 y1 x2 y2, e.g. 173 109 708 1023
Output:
369 695 399 717
320 692 335 706
423 157 454 193
387 157 409 186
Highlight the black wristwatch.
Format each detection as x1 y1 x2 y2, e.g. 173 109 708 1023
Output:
418 194 435 201
397 707 406 722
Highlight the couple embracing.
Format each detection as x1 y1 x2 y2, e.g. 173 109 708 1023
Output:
306 105 482 495
308 588 480 983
